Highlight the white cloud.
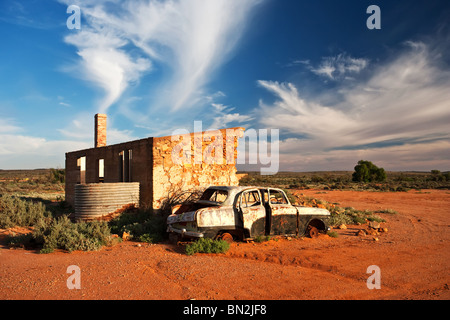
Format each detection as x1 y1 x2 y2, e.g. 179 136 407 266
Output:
209 103 253 129
57 112 139 145
0 133 91 169
0 118 22 134
62 0 262 114
65 30 151 113
308 53 369 80
0 111 139 168
274 138 450 172
0 116 89 168
257 80 355 140
256 42 450 171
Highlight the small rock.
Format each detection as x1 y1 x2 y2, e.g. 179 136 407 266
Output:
373 237 379 242
379 227 388 233
369 221 381 229
339 224 347 230
122 232 131 240
357 229 367 237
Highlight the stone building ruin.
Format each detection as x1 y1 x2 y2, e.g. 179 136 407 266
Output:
65 114 244 218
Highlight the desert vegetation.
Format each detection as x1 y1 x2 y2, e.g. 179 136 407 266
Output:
0 167 448 254
352 160 386 183
238 169 450 191
185 237 230 255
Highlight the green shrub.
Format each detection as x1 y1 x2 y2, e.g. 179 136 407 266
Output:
138 233 162 243
352 160 386 183
352 216 367 225
34 216 112 253
109 208 166 242
327 231 339 238
49 168 65 184
0 194 51 228
329 213 353 227
185 238 230 255
375 208 398 214
254 235 272 243
367 215 385 223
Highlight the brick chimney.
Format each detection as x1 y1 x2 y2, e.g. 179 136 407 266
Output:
94 113 107 148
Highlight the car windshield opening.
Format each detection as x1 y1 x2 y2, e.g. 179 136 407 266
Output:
200 189 228 203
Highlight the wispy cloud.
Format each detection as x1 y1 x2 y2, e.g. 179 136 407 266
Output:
57 112 139 145
304 53 369 81
209 103 253 129
0 118 22 134
256 41 450 171
64 30 151 113
0 118 91 169
61 0 262 114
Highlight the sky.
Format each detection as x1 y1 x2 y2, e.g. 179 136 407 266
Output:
0 0 449 172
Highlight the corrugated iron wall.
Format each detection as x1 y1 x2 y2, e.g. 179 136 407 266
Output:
74 183 140 220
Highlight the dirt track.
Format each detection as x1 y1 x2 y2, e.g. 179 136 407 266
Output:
0 189 449 300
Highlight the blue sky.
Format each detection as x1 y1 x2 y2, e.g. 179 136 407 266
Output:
0 0 449 171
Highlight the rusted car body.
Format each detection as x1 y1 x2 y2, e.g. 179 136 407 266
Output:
166 186 330 242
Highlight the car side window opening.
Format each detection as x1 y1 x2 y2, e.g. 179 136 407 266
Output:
269 189 288 204
241 190 261 209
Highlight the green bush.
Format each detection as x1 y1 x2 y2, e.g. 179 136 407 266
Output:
329 212 353 227
327 231 339 238
49 168 65 184
34 216 112 253
138 233 162 243
0 194 51 228
367 215 385 223
352 160 386 183
109 208 166 242
185 238 230 255
254 235 272 243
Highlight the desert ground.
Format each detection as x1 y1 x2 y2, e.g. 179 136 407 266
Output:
1 188 449 300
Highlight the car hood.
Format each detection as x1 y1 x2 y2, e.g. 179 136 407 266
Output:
295 206 330 216
167 210 197 224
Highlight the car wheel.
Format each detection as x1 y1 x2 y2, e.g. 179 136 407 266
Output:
220 232 234 243
307 226 319 238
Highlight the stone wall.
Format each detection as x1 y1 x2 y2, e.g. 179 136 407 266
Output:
65 138 154 208
151 127 245 209
65 126 244 211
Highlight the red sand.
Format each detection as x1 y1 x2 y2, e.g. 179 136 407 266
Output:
1 189 449 300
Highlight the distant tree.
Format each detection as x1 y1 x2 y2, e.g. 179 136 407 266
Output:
444 172 450 181
50 168 65 184
352 160 386 183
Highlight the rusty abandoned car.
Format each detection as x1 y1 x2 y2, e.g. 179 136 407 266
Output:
167 186 330 242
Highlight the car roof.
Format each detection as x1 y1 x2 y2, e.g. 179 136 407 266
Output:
204 185 285 206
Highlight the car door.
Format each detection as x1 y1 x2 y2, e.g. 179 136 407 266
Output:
268 189 298 235
239 189 266 238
